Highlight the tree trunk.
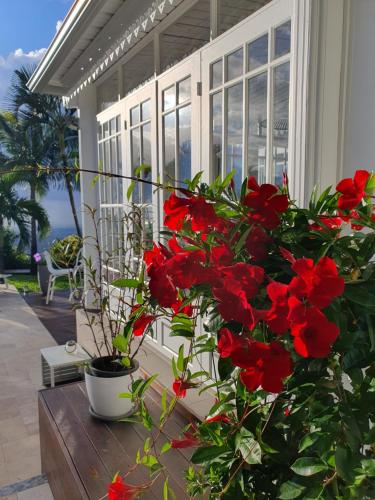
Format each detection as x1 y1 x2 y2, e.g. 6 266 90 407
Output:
30 183 37 275
65 172 82 238
0 217 5 275
59 132 82 238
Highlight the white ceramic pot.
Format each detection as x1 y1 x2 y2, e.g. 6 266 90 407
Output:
85 358 139 420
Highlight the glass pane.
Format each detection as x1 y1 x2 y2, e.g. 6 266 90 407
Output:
141 100 151 121
178 105 191 183
110 137 117 203
248 72 267 183
103 121 109 139
116 115 121 132
104 141 110 203
142 123 152 204
130 105 140 126
211 59 223 89
109 117 116 136
274 20 291 59
163 112 176 187
117 136 123 204
226 48 243 81
178 77 191 104
248 34 268 71
211 92 222 179
131 128 141 203
98 124 102 141
163 86 175 111
99 143 104 202
226 83 243 190
273 62 290 185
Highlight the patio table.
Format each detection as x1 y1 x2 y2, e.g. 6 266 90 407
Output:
40 344 91 387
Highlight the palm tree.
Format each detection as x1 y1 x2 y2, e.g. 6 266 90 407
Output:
0 114 55 273
5 66 82 237
0 164 50 274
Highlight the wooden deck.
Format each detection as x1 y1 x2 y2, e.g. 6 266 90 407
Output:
39 382 192 500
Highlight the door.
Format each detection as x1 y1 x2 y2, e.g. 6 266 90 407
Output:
156 55 203 365
201 0 293 190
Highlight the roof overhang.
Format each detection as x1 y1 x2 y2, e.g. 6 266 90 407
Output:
28 0 103 95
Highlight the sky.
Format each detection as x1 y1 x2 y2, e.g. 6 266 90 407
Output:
0 0 80 231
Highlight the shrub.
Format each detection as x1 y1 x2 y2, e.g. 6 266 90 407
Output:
49 234 82 269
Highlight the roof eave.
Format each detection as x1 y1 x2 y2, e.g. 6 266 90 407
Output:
28 0 96 94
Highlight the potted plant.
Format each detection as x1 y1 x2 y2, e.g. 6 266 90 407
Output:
34 252 49 296
101 170 375 499
80 205 156 420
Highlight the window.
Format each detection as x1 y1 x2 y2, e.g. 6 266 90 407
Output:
209 20 291 187
162 77 192 192
98 115 123 272
129 99 153 250
97 73 119 112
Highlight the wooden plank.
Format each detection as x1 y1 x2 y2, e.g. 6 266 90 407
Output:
42 387 111 499
39 394 89 500
63 384 158 499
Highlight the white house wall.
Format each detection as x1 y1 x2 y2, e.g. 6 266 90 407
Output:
343 0 375 178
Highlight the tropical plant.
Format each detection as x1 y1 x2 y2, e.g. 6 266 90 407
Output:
0 113 55 272
49 234 82 269
101 169 375 499
0 166 49 274
4 66 81 237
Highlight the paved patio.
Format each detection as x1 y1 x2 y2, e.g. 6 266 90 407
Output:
0 285 56 499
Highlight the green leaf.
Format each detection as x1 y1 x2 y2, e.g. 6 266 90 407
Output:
127 181 136 200
345 285 375 311
113 335 128 353
279 480 306 499
161 442 171 454
367 315 375 351
291 457 328 477
170 329 194 338
298 433 321 453
235 428 262 465
361 459 375 477
190 446 229 464
335 445 355 482
177 345 185 372
112 278 139 288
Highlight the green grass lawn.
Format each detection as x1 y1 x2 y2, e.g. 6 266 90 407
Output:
8 274 71 293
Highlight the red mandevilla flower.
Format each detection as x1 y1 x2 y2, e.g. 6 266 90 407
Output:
238 341 293 393
217 328 247 358
309 216 343 233
246 226 272 261
336 169 370 211
288 297 340 358
244 177 289 229
265 282 290 334
205 414 231 424
172 378 197 398
289 256 345 309
171 431 200 449
108 475 144 500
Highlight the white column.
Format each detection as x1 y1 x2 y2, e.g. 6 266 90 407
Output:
78 85 99 305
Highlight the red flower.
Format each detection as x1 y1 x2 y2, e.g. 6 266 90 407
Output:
246 226 272 261
189 196 221 231
148 271 178 308
210 244 234 266
171 431 199 449
171 298 193 317
265 282 290 334
336 170 370 210
221 263 264 299
164 250 206 289
279 246 296 264
309 216 342 233
288 297 340 358
239 341 293 393
108 475 144 500
244 177 289 229
172 378 197 398
164 193 190 230
213 280 256 330
205 414 231 424
132 313 155 337
217 328 247 358
289 256 344 308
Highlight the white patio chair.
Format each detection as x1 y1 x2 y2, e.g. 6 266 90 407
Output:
71 248 84 299
43 251 74 305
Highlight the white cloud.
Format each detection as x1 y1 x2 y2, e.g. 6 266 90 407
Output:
0 47 47 106
56 19 63 32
